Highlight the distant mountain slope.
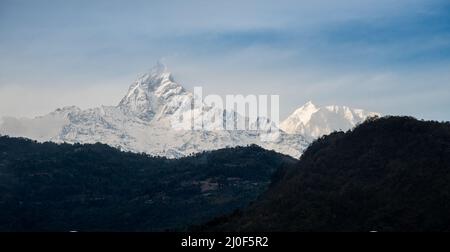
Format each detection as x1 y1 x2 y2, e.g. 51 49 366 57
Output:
0 64 309 158
280 101 379 140
204 117 450 232
0 64 377 159
0 136 295 231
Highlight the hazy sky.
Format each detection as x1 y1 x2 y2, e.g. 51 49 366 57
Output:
0 0 449 120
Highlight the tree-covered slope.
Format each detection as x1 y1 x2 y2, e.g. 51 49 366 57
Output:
205 117 450 232
0 137 295 231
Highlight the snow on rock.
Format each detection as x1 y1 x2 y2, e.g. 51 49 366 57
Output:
0 64 378 159
0 63 310 158
280 101 380 140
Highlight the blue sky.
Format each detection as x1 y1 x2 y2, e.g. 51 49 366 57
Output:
0 0 449 120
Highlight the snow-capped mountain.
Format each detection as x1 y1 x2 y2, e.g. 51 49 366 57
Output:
0 64 309 158
280 101 379 140
118 62 192 121
0 64 379 158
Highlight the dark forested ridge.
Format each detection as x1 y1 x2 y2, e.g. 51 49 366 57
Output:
0 137 295 231
204 116 450 232
3 116 450 232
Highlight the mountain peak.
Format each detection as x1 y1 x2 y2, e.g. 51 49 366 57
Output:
304 101 316 107
136 62 174 87
117 63 189 121
290 101 319 123
280 102 379 139
147 61 169 78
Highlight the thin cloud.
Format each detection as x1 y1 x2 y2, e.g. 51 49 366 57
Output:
0 0 449 120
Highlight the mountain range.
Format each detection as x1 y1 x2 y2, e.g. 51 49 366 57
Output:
0 63 379 158
280 101 379 140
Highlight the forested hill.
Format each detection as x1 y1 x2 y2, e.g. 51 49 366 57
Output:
204 116 450 232
0 136 295 231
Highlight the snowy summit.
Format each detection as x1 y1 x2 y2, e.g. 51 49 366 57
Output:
0 64 378 158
